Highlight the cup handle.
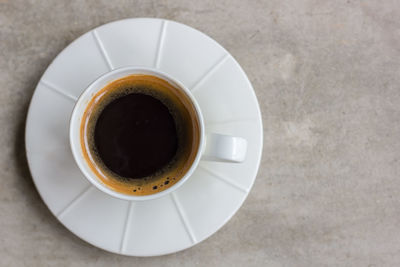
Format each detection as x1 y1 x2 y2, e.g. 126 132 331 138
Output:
202 133 247 163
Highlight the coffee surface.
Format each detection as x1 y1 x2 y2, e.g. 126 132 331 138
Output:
94 93 178 178
80 74 200 196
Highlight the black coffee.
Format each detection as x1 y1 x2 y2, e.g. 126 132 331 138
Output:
94 93 178 178
80 74 200 196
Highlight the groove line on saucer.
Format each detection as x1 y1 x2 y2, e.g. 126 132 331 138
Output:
171 192 197 243
154 20 167 68
40 80 78 102
190 54 229 93
56 185 93 218
198 165 248 193
92 29 114 70
205 117 259 127
120 201 135 253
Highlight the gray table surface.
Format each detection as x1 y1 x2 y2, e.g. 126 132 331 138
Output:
1 0 400 266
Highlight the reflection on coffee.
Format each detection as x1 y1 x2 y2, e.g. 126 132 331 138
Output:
80 74 200 196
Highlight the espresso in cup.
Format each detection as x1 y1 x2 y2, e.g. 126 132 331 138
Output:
80 74 200 196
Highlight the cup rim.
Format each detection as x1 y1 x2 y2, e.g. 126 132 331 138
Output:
69 66 205 201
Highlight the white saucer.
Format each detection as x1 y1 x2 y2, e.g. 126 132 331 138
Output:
25 18 263 256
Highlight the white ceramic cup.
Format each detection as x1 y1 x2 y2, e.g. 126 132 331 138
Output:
70 67 247 201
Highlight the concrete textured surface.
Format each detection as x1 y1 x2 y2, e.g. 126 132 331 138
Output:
1 0 400 266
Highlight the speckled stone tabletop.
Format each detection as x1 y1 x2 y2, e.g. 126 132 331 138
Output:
1 0 400 266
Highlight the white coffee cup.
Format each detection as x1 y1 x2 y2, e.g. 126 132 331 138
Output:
70 67 247 201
